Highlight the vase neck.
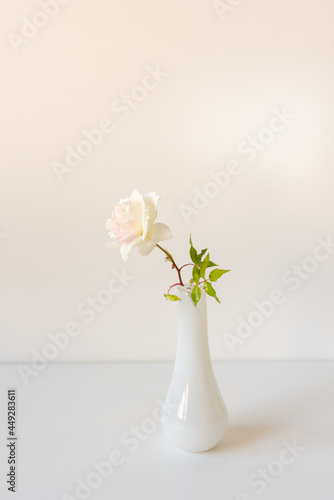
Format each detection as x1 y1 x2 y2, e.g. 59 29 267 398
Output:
175 288 211 366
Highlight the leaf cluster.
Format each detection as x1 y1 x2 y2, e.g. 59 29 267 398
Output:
188 235 230 306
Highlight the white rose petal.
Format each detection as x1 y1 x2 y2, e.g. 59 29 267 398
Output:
138 223 172 256
119 236 142 262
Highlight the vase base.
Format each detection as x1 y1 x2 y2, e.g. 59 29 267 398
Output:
162 418 228 453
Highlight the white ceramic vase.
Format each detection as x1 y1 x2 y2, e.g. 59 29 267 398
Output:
162 286 228 453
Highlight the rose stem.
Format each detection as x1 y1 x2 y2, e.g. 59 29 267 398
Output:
179 263 194 271
155 244 184 286
167 283 180 295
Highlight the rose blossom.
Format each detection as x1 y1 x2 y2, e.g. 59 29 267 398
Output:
105 189 172 261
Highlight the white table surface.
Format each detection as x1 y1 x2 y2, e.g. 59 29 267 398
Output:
0 361 333 500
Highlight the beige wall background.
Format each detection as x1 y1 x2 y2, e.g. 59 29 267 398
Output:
1 0 333 365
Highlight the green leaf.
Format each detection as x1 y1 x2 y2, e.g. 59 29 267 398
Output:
209 269 230 282
191 285 201 306
199 253 210 278
190 245 199 265
165 294 181 301
207 261 218 268
199 262 206 279
204 282 221 303
197 248 208 261
189 234 202 265
192 266 200 284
